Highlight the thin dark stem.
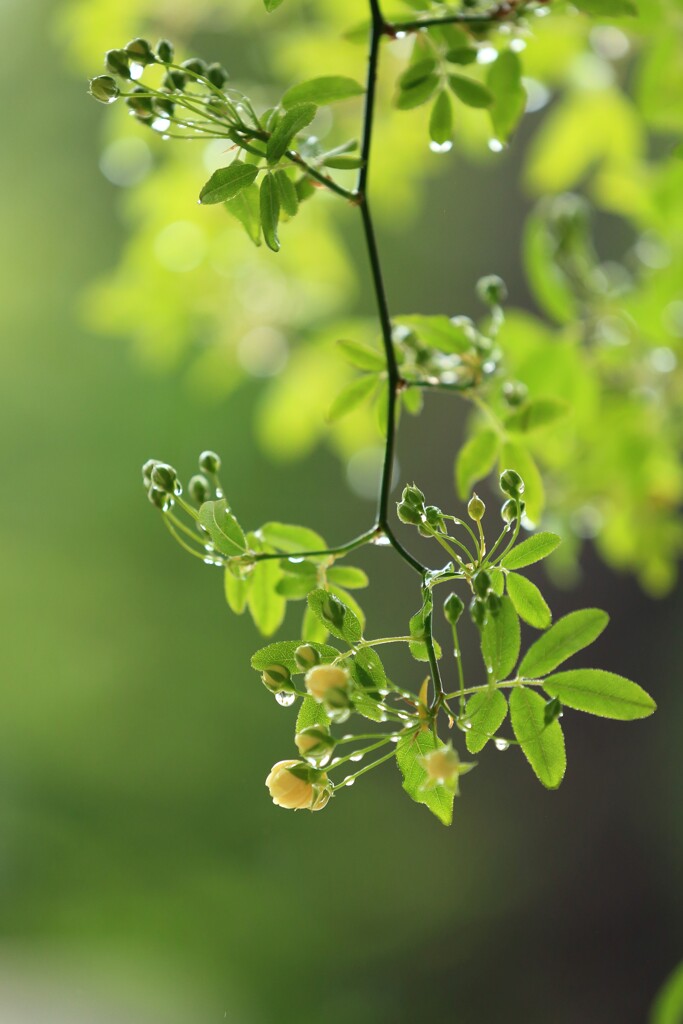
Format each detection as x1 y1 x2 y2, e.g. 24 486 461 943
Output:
388 0 527 33
250 527 379 562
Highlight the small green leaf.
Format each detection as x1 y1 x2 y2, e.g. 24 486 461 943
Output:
429 90 454 145
397 314 474 354
481 595 520 681
251 640 339 675
263 0 285 9
282 75 364 108
448 74 493 109
198 499 247 556
259 522 326 554
349 647 386 721
399 59 437 89
651 961 683 1024
337 338 385 371
260 172 280 253
307 588 362 644
295 696 330 732
326 565 369 589
509 686 566 789
409 609 442 662
487 50 526 142
302 604 328 643
445 47 478 66
544 670 656 720
573 0 637 15
327 375 378 423
465 689 508 754
506 573 551 630
199 161 259 205
505 398 569 434
267 102 317 164
501 532 561 571
519 608 609 679
247 539 286 637
274 169 299 217
224 567 250 614
396 72 440 110
327 584 366 633
396 732 455 825
456 429 499 499
225 182 261 245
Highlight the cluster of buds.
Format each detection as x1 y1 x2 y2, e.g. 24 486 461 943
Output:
142 450 222 512
396 484 446 536
499 468 525 524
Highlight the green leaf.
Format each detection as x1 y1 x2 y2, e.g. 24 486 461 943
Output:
506 573 551 630
573 0 637 15
302 604 328 644
273 169 299 217
396 732 455 825
251 640 340 675
429 90 454 145
295 696 330 732
519 609 609 679
487 50 526 142
544 670 656 720
397 314 474 354
456 429 499 499
399 59 438 90
327 374 378 423
337 338 385 371
307 588 362 644
282 75 364 108
481 596 520 681
465 689 508 754
267 102 317 164
500 442 545 524
247 546 286 637
349 647 386 721
509 686 566 789
225 182 261 245
504 398 569 434
260 172 280 253
224 567 250 614
448 74 493 109
326 565 369 589
396 72 440 110
327 584 366 633
523 205 578 325
198 499 247 556
263 0 285 9
199 161 259 205
259 522 326 554
445 47 478 66
408 609 442 662
651 961 683 1024
501 532 561 571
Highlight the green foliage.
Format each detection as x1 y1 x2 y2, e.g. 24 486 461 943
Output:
89 0 662 824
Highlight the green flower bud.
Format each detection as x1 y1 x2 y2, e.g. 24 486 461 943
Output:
402 483 425 510
198 450 221 474
104 48 131 79
294 644 321 671
502 380 528 407
397 502 423 526
261 664 294 695
486 592 502 617
473 570 491 598
468 493 486 521
126 86 154 120
295 724 335 763
320 595 345 629
163 69 187 91
142 458 160 487
153 96 175 117
151 462 180 495
469 597 487 629
156 39 174 63
206 62 229 88
89 75 120 103
476 274 507 307
425 505 445 531
181 57 208 77
188 474 211 505
147 485 173 511
125 38 157 65
499 469 524 498
443 593 465 626
500 499 519 524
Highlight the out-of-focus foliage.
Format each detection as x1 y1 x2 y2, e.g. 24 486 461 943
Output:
63 0 683 596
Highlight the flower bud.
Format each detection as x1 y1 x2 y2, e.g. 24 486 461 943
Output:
294 644 321 671
151 462 181 495
188 474 211 504
443 593 465 626
181 57 208 77
401 483 425 510
468 493 485 521
142 459 160 487
425 505 445 532
305 665 350 702
126 87 154 120
104 48 131 79
156 39 174 63
125 38 157 65
473 571 491 598
320 595 345 629
295 725 335 763
147 486 173 511
486 592 502 616
89 75 120 103
476 274 507 307
207 62 229 88
419 742 475 794
265 760 331 811
499 469 524 498
500 498 518 524
163 69 187 91
261 664 294 695
397 502 423 526
199 450 221 474
502 380 528 407
469 597 487 629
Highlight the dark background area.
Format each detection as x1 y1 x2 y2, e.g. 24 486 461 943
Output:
0 0 680 1021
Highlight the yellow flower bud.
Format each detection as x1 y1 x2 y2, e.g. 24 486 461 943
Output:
419 743 476 794
265 760 331 811
305 664 350 702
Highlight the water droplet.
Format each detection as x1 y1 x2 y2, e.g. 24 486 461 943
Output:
288 556 305 564
275 691 296 707
379 688 390 697
510 37 527 53
488 138 505 153
318 754 331 767
394 30 407 39
379 713 388 722
349 753 364 762
130 62 144 80
390 735 400 744
477 46 498 65
203 556 214 565
329 757 341 768
429 140 453 154
487 666 494 675
494 738 510 751
151 116 171 133
204 544 215 553
161 134 170 141
461 718 473 731
343 777 356 787
373 532 391 547
215 488 224 499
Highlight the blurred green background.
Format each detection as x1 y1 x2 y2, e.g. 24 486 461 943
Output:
1 0 681 1021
